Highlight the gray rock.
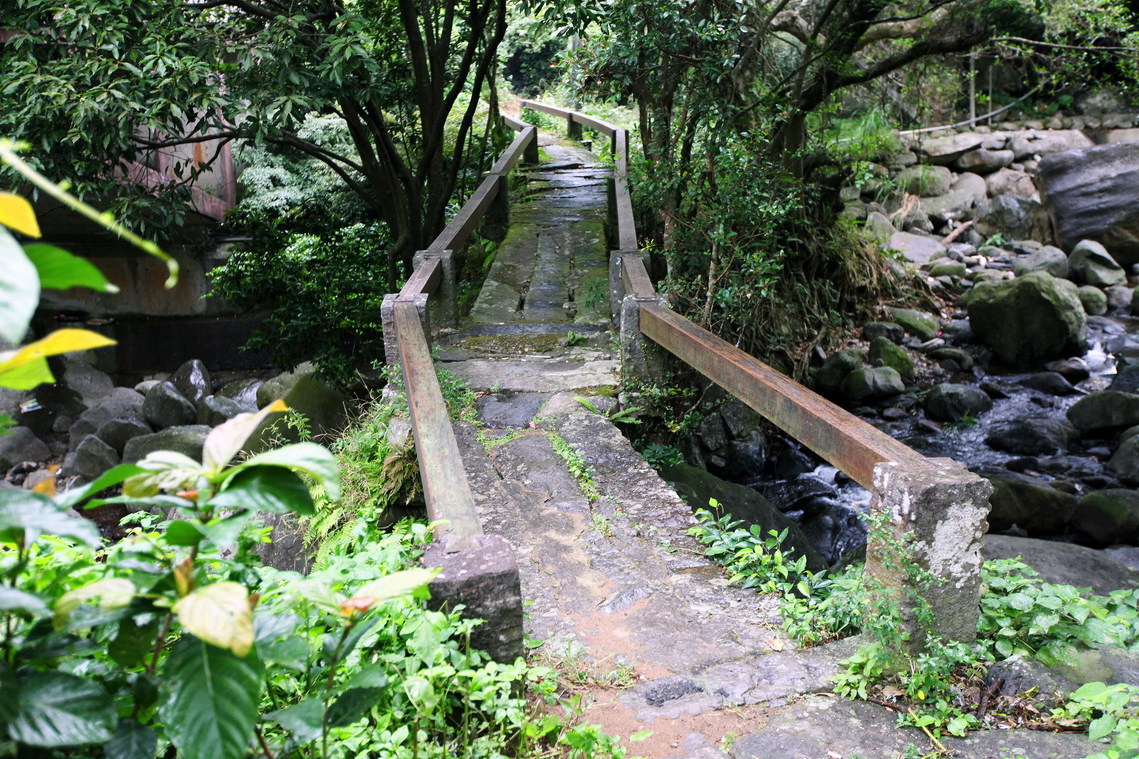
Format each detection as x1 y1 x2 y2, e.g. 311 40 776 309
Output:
1037 141 1139 266
63 435 120 481
888 231 945 265
924 383 993 422
659 463 827 572
67 387 145 449
1108 284 1134 311
868 336 913 379
984 534 1139 593
975 195 1049 241
1072 489 1139 545
841 367 905 402
814 348 866 395
863 211 896 241
142 381 197 429
919 172 988 220
1045 358 1091 383
986 476 1078 535
252 363 349 445
60 356 114 407
861 321 904 343
1009 129 1095 160
1012 244 1069 278
1078 284 1109 315
198 395 247 427
1017 371 1080 396
910 132 985 164
896 165 955 196
1069 239 1125 287
929 346 975 370
1068 391 1139 433
94 417 152 454
985 417 1079 455
967 272 1087 368
986 655 1076 699
985 167 1037 198
122 425 211 464
954 147 1014 173
0 426 51 471
217 377 263 407
1108 435 1139 485
888 307 940 340
170 359 213 405
928 260 967 277
1110 364 1139 394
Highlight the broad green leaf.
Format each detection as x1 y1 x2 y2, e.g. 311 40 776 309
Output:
0 659 16 723
104 719 157 759
23 244 117 293
0 226 39 344
0 192 40 237
125 450 205 497
234 442 341 501
56 463 144 510
343 665 388 690
160 637 263 759
265 698 324 745
202 399 287 473
196 511 254 547
0 354 53 390
279 579 341 615
164 519 205 547
354 569 437 606
0 489 100 547
209 466 315 516
327 686 385 727
1089 714 1118 741
0 586 50 618
54 578 136 629
7 672 115 747
108 617 159 669
173 582 254 657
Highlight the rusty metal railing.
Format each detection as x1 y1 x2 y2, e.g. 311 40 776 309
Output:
522 101 994 646
383 118 537 546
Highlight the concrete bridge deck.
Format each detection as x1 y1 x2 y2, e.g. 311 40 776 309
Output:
428 136 1096 759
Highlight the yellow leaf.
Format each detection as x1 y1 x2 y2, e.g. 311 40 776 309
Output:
0 192 41 238
0 328 116 377
201 399 288 475
173 581 254 657
54 578 136 629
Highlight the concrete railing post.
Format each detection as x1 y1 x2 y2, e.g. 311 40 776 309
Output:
483 175 510 243
381 292 430 367
423 534 523 663
619 292 670 385
524 131 539 164
410 250 457 329
567 115 583 140
865 459 993 650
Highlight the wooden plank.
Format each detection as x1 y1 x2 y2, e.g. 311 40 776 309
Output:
489 128 535 175
428 173 500 252
614 175 638 252
519 99 568 119
622 254 655 298
393 301 483 540
398 256 442 298
572 112 617 137
501 113 527 132
638 303 932 490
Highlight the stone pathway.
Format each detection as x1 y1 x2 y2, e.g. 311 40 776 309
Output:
433 135 1099 759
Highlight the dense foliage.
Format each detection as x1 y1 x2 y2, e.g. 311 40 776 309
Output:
0 0 509 287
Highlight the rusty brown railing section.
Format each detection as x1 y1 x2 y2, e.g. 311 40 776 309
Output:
383 118 537 547
524 101 992 645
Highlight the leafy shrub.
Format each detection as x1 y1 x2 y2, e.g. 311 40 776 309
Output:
209 221 389 386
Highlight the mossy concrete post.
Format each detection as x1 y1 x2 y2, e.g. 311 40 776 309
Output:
411 249 457 329
524 131 539 164
609 250 649 318
567 114 582 140
483 175 511 243
380 292 429 367
865 458 993 649
423 534 523 663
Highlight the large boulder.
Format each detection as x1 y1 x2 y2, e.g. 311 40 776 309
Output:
895 165 954 196
868 336 913 380
1068 391 1139 433
974 196 1050 241
982 535 1139 593
967 271 1087 368
67 387 145 448
122 425 211 464
985 167 1037 198
986 477 1079 536
924 383 993 422
909 133 985 165
1011 245 1068 278
142 381 197 429
985 417 1079 455
888 307 940 340
1068 239 1125 288
1108 435 1139 485
658 462 827 572
841 367 905 402
954 148 1014 174
815 348 866 395
170 359 213 405
0 426 51 471
1071 489 1139 546
1037 141 1139 266
889 231 945 265
255 363 348 439
919 172 988 221
1009 130 1095 160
